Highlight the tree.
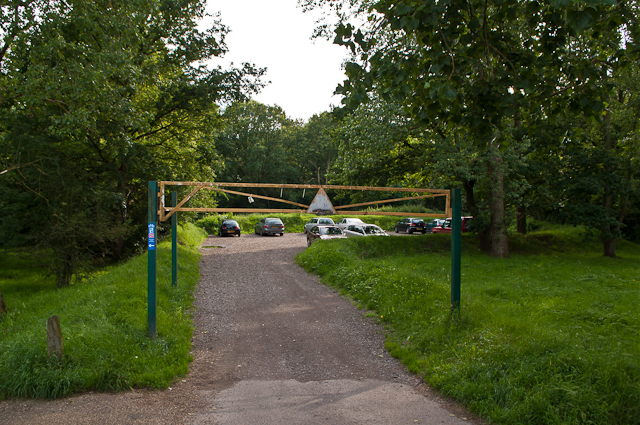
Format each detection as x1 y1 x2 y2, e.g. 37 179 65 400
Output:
285 112 339 187
0 0 265 285
533 65 640 257
304 0 634 257
214 101 300 207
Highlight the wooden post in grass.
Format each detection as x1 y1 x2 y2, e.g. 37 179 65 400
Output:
0 289 6 315
47 315 64 360
148 181 158 339
451 188 462 311
172 191 178 287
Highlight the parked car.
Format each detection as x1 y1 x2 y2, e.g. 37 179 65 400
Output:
336 217 365 230
394 218 427 234
306 225 347 246
424 218 446 232
218 219 241 237
254 217 285 236
431 216 473 234
343 224 389 237
304 217 335 234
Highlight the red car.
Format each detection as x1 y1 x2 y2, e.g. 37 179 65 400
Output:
431 217 473 234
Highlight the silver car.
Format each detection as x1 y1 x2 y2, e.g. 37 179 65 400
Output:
336 217 365 230
304 217 335 234
343 224 389 237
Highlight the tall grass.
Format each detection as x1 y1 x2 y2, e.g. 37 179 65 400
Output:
295 228 640 425
0 223 206 399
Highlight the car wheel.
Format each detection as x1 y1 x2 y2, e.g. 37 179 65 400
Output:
406 228 411 234
280 233 284 236
238 233 241 237
394 226 398 233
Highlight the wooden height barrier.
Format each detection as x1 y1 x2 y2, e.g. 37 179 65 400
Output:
147 181 461 339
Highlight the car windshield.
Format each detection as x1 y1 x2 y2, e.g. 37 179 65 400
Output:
363 226 384 235
265 219 282 224
224 221 238 226
319 219 333 224
411 219 424 224
320 227 342 236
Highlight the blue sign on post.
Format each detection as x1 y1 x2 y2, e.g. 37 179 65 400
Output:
148 223 156 250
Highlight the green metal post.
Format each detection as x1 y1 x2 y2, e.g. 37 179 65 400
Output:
451 188 461 311
172 191 177 287
148 181 158 339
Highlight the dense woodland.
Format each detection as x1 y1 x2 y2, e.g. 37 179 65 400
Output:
1 0 639 288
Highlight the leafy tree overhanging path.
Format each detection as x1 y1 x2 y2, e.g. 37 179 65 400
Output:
156 181 452 222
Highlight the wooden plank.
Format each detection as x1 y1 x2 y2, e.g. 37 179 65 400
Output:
334 194 440 210
163 184 205 221
160 207 446 218
162 208 307 215
207 187 309 208
158 181 450 194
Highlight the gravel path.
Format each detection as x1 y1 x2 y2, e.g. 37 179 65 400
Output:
0 233 482 425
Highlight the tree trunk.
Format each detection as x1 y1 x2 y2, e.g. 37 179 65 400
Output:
0 288 6 315
517 206 527 234
603 238 616 258
488 144 509 258
463 179 490 253
601 105 616 258
55 253 74 288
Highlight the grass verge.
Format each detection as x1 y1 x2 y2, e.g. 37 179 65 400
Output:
0 223 207 399
295 226 640 425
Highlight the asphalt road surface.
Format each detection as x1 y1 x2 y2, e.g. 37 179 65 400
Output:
0 233 482 425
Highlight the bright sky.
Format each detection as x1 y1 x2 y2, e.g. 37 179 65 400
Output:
204 1 348 122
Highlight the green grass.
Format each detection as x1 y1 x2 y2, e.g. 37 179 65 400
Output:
195 212 413 235
0 223 207 399
295 227 640 425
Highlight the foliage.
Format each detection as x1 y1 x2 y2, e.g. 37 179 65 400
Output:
0 0 264 285
304 0 638 258
284 112 339 186
295 227 640 424
0 223 206 399
213 103 340 208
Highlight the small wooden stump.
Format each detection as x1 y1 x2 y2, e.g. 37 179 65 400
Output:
0 289 6 316
47 315 64 360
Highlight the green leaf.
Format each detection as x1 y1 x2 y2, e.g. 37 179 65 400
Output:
568 9 595 33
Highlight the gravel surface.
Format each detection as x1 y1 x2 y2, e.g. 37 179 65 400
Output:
0 233 483 425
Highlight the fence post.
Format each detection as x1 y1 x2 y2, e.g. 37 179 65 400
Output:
148 181 158 339
172 191 178 287
451 188 461 311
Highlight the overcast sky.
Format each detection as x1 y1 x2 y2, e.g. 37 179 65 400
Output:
204 1 348 122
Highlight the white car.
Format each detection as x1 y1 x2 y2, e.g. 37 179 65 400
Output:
304 217 335 233
343 224 389 237
336 217 365 230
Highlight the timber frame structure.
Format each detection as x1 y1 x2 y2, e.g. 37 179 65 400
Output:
146 182 462 339
156 181 452 222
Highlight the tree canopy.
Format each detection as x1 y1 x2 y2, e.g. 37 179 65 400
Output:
0 0 265 284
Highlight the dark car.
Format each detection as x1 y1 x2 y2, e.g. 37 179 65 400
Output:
254 217 285 236
431 217 473 234
394 218 427 234
218 219 241 237
306 225 347 246
424 218 446 232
